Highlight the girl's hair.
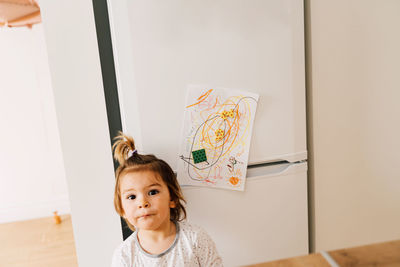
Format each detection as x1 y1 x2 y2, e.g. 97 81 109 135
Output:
112 132 186 231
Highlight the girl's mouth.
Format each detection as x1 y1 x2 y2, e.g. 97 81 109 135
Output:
138 214 153 219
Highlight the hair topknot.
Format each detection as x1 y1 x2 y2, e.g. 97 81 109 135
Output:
112 131 136 164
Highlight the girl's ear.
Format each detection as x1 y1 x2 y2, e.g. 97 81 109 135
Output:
120 207 126 218
169 199 176 208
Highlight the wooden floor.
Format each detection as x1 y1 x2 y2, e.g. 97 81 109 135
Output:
1 215 399 267
329 240 400 267
0 215 77 267
246 240 400 267
246 253 330 267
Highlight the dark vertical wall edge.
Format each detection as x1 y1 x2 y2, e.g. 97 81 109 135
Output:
303 0 315 253
92 0 133 240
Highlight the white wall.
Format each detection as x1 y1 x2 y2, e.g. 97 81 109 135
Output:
0 25 69 223
39 0 123 266
306 0 400 251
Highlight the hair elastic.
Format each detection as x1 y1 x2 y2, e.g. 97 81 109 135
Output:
128 149 137 158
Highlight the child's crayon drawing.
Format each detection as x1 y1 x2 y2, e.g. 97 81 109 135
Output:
177 85 259 191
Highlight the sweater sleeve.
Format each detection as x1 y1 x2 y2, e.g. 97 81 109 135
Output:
194 227 224 267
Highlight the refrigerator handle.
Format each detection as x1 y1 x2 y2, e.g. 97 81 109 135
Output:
246 161 307 179
180 161 307 188
249 151 307 165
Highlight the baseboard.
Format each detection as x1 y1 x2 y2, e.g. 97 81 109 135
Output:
0 195 71 223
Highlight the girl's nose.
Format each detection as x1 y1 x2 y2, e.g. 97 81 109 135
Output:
138 201 150 209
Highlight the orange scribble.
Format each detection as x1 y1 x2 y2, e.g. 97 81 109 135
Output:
187 95 254 183
229 177 239 185
204 179 216 184
212 97 218 109
186 89 213 108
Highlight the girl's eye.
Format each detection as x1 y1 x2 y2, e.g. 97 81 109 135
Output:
127 195 136 200
148 190 159 196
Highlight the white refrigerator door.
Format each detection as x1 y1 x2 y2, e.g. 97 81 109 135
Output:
108 0 307 169
182 162 308 267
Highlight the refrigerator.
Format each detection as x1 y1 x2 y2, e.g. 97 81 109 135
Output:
107 0 308 266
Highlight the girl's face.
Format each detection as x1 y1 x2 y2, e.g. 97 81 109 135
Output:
119 170 176 231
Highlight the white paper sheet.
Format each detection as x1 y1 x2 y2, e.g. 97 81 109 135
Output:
177 85 259 191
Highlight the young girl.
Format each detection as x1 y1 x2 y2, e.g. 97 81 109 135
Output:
111 132 223 267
